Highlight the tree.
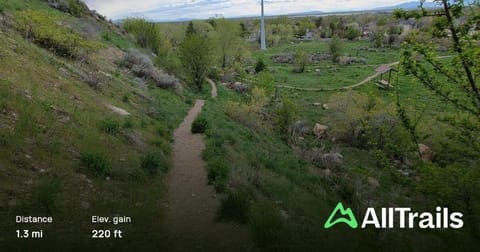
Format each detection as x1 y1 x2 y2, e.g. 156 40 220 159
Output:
214 18 241 69
255 57 266 73
123 18 162 54
329 36 343 63
186 21 195 37
294 49 308 73
397 0 480 235
179 34 212 92
345 25 361 40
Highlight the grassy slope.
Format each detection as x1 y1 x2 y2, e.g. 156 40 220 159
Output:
201 39 478 251
0 1 190 250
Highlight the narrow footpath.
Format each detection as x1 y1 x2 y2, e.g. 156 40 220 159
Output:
163 80 252 251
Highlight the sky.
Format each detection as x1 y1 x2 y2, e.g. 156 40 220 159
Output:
82 0 424 21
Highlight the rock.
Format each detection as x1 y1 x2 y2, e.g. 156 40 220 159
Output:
322 169 332 177
232 82 249 94
418 144 435 161
313 103 322 106
280 209 289 219
368 177 380 188
313 123 329 138
271 54 295 64
322 104 329 110
298 137 305 141
106 104 130 116
315 68 321 73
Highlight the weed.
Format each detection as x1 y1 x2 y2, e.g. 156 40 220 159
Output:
122 93 130 103
191 117 208 134
80 152 111 177
123 117 134 129
218 190 250 223
207 159 230 192
249 203 284 249
141 152 166 175
36 177 62 213
100 118 120 135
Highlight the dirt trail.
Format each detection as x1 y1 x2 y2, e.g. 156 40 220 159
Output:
163 84 252 251
208 78 218 98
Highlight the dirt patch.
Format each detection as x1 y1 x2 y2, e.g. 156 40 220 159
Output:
163 99 253 251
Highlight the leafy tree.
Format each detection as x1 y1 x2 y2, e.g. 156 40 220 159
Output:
214 18 241 69
186 21 195 37
294 49 308 73
179 34 212 92
345 25 361 40
397 0 480 235
328 35 343 63
123 18 162 54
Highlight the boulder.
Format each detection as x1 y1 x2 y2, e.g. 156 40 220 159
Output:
322 104 329 110
418 144 435 161
368 177 380 188
313 123 329 138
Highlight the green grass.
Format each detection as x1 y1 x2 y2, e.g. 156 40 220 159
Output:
0 3 191 250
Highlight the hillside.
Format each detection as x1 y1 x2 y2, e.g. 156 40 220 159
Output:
0 0 194 250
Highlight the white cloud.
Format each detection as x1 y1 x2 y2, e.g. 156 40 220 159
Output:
82 0 425 21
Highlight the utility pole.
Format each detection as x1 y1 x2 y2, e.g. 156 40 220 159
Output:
260 0 266 50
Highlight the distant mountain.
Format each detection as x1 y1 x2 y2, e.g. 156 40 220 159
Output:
375 0 474 11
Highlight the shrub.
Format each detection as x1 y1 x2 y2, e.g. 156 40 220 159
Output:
274 97 298 140
218 190 250 223
255 72 275 97
36 177 62 213
328 36 343 63
249 203 284 248
123 117 134 129
14 10 101 58
99 118 120 135
121 49 180 89
123 18 162 53
255 57 266 73
207 159 230 192
141 152 166 175
80 152 111 177
191 117 208 134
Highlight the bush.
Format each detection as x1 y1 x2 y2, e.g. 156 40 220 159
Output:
255 57 266 73
123 18 162 53
80 152 111 177
123 117 134 129
191 117 208 134
141 152 166 175
329 36 343 63
121 49 180 89
14 10 101 59
100 118 120 135
218 190 250 223
249 203 284 248
36 177 62 213
207 159 230 192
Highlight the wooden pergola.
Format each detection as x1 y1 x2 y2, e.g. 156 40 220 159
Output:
375 64 397 89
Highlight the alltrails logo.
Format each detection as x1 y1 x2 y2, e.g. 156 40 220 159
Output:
324 202 464 229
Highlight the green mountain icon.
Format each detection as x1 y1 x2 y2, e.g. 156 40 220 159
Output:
324 202 358 229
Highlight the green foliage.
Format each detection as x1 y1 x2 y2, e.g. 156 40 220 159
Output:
99 118 121 135
141 152 166 175
80 152 111 177
255 57 266 73
293 49 308 73
123 117 134 129
67 0 83 17
345 25 361 40
218 190 250 223
329 36 343 63
14 10 101 58
36 177 62 213
249 203 284 249
191 117 208 134
207 159 230 192
274 97 298 140
178 34 212 92
213 18 241 69
123 18 162 53
255 72 275 97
